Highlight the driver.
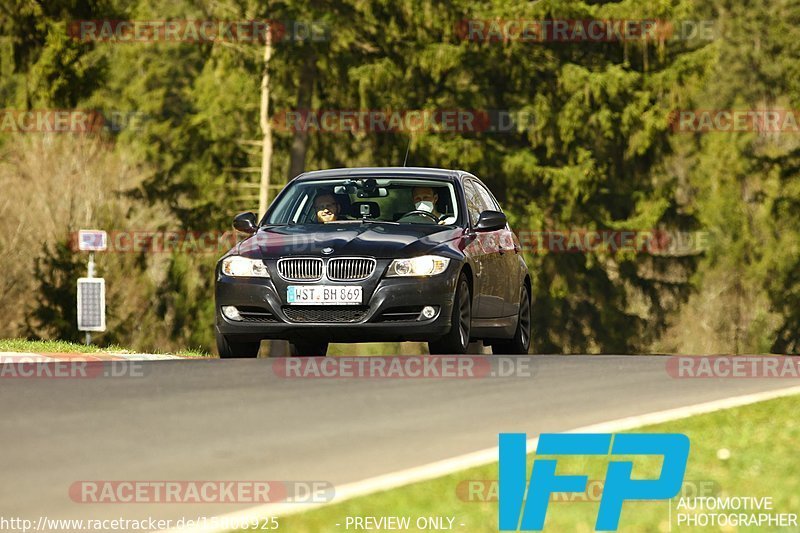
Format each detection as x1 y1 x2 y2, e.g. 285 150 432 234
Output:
313 192 340 223
411 186 455 224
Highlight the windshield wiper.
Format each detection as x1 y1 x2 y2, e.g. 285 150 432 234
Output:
358 219 399 225
324 219 400 225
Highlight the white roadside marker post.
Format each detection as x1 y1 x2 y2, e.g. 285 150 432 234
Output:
77 230 108 345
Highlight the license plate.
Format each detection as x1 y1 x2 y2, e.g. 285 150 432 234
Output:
287 285 362 305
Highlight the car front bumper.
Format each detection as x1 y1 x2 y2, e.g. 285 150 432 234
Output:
214 258 460 343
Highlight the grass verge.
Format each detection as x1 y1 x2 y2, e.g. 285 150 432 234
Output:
0 338 210 358
236 393 800 532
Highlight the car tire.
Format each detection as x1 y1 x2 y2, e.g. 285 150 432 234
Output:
429 273 471 355
289 340 329 357
216 330 261 358
492 284 531 355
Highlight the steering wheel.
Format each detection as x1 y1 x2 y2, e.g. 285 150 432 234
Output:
400 210 439 223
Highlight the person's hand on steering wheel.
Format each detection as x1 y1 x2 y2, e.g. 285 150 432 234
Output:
400 210 440 223
402 209 439 224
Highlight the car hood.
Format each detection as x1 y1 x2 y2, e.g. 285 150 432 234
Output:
235 223 463 259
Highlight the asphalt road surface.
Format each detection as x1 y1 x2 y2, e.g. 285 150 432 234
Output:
1 355 797 528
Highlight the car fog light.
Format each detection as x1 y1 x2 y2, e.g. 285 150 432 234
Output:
420 306 437 320
222 305 242 321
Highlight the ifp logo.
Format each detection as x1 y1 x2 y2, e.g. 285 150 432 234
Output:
499 433 689 531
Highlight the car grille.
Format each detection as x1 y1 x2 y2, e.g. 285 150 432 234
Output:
283 306 369 323
327 258 376 281
277 258 323 281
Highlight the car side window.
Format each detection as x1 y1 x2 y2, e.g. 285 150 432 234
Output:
463 179 483 227
474 181 501 213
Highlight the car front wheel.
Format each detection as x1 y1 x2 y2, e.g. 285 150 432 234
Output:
492 284 531 355
429 273 471 355
216 330 261 358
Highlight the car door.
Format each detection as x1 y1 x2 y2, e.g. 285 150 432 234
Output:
463 178 505 318
473 179 520 318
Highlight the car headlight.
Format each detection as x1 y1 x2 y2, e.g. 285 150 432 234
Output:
386 255 450 277
221 256 270 278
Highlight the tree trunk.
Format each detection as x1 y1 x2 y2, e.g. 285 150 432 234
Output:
287 56 316 180
257 26 289 357
258 29 273 219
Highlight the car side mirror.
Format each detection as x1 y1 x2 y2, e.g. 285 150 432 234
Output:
475 210 507 232
233 212 258 234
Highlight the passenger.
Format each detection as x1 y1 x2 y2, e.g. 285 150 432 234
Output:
411 186 442 218
411 186 455 224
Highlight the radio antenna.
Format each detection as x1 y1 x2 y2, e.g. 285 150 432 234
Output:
402 137 411 167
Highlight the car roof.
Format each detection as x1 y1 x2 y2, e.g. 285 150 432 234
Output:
293 167 476 182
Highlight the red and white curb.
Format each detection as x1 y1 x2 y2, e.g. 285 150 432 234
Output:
0 351 186 362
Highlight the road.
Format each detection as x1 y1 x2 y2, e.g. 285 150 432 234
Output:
1 355 797 528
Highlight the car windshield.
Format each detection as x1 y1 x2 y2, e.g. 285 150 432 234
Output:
264 178 461 226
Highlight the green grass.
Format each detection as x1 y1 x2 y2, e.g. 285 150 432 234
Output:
0 338 114 353
236 394 800 532
0 338 210 358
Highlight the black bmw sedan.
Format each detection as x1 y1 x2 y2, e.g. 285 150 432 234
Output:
214 167 531 357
